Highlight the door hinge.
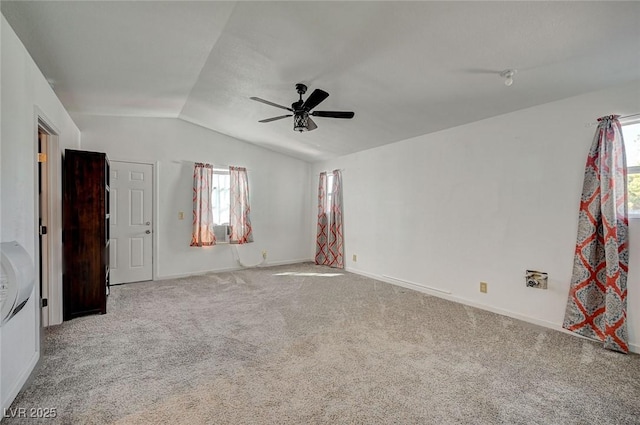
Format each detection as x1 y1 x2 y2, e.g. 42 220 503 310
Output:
42 298 48 307
38 153 47 163
39 225 48 236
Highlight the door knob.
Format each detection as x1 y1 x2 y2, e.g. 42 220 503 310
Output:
145 230 151 234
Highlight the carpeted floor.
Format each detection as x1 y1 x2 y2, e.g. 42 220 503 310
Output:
5 262 640 424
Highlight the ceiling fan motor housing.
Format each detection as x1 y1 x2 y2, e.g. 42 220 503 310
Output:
292 83 307 111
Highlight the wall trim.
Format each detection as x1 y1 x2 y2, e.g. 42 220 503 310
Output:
35 113 63 327
153 258 313 281
346 266 639 354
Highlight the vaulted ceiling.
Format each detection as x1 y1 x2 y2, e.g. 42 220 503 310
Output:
3 1 639 161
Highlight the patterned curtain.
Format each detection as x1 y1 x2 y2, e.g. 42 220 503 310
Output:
190 163 216 247
563 115 629 353
315 170 344 269
328 170 344 268
315 172 329 265
229 166 253 244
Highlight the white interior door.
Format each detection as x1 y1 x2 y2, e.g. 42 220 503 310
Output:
110 161 153 284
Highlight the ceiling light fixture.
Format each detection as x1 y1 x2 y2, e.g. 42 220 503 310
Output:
500 69 517 86
293 111 309 132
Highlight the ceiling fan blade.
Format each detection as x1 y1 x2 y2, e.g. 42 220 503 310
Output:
259 115 292 123
307 117 318 131
311 111 355 119
250 97 293 112
302 89 329 111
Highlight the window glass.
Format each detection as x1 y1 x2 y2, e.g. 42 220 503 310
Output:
212 171 230 225
327 174 334 209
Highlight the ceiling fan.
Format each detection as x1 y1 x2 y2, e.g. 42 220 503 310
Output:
250 83 355 132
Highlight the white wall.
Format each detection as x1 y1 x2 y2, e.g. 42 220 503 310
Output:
312 80 640 353
1 15 81 411
75 115 312 279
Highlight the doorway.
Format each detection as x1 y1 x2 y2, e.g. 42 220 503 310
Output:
36 122 62 327
110 161 154 284
36 117 63 327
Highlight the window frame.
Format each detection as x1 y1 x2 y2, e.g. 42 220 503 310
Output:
621 116 640 219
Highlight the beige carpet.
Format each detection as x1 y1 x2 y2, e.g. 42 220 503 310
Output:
6 262 640 424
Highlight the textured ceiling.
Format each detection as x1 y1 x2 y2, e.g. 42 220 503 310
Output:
3 1 640 161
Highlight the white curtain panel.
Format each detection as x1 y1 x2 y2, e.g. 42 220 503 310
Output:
328 170 344 269
315 172 329 265
190 163 216 247
229 166 254 244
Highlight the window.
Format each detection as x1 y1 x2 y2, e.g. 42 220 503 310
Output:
326 173 334 209
623 119 640 217
212 169 230 242
211 169 230 225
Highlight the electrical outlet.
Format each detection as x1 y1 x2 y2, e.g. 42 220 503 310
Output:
262 250 267 259
480 282 488 293
178 211 184 220
352 254 357 262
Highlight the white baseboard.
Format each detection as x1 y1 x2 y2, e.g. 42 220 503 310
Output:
264 258 314 267
346 267 639 354
155 258 313 281
2 352 39 416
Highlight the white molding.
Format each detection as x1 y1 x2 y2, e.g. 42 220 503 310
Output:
381 274 452 295
346 267 639 354
153 258 313 281
263 258 314 267
35 109 63 327
153 162 159 281
34 106 61 137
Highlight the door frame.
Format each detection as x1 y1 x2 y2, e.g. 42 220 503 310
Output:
110 159 158 281
34 108 62 328
38 129 50 328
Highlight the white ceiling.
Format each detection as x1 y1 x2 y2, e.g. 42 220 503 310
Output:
3 1 640 162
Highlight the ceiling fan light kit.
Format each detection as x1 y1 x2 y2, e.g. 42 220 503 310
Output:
251 83 355 132
294 111 310 132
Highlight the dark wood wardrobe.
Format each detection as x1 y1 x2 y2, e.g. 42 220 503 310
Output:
62 149 110 320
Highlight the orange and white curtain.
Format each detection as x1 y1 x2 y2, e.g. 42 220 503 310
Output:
190 163 216 247
229 166 253 244
315 170 343 268
563 115 629 353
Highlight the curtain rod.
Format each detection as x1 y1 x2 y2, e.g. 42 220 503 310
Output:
172 160 251 171
586 113 639 127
